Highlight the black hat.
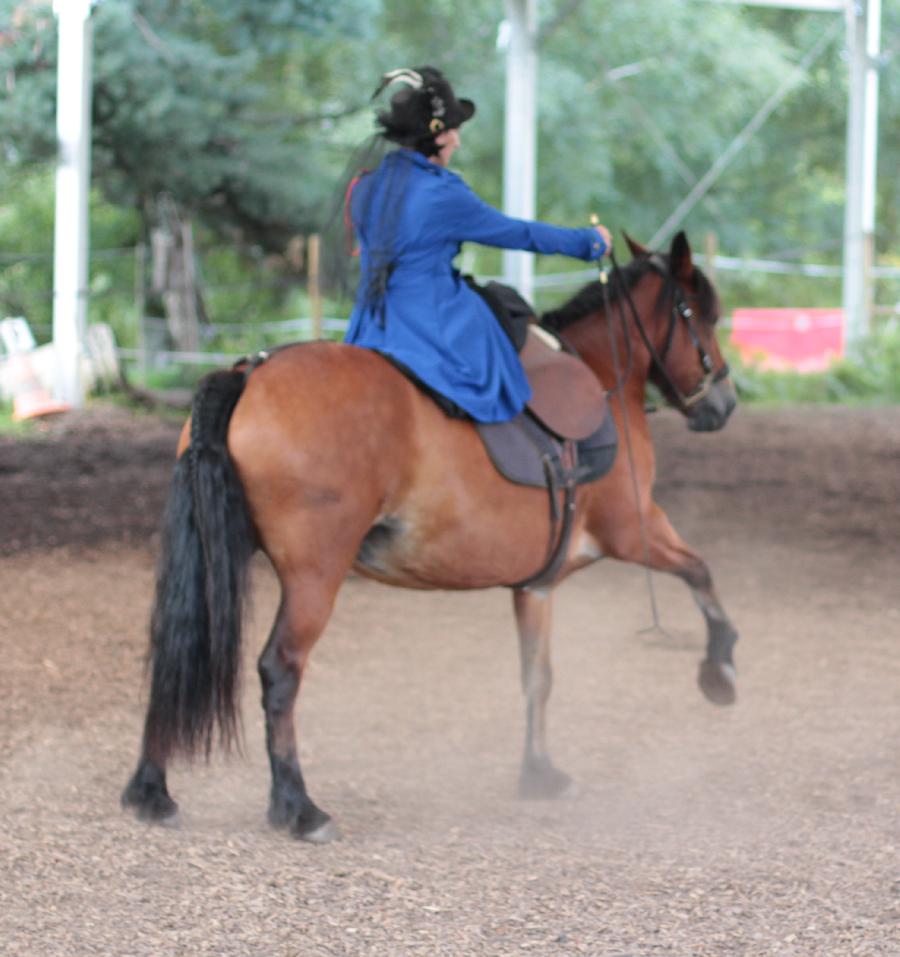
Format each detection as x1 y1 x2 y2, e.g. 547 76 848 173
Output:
372 66 476 155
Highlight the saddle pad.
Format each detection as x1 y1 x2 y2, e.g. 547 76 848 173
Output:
477 408 618 490
521 328 608 441
477 412 560 488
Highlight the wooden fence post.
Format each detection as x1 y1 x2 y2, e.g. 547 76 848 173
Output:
308 233 323 340
134 241 147 382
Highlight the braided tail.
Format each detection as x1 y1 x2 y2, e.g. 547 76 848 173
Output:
143 369 255 760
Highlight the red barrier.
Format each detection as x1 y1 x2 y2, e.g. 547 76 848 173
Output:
730 308 844 373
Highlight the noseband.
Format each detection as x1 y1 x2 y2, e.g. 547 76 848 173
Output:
608 252 730 415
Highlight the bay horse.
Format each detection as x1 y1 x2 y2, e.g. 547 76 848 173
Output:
122 231 738 843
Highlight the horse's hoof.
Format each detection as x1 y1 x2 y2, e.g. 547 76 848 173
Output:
298 817 340 845
121 783 179 824
152 808 182 829
121 760 179 824
518 762 576 800
284 803 338 843
698 660 737 706
289 809 339 844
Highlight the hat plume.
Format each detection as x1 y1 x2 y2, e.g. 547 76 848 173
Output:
371 68 424 100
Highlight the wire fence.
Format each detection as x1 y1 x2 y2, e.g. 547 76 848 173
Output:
3 241 900 376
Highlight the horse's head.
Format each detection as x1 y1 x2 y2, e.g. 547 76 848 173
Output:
624 231 737 432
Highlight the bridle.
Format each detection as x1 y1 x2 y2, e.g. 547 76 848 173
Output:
606 250 730 416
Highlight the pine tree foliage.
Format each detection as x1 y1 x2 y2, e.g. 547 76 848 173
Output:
0 0 897 286
0 0 377 246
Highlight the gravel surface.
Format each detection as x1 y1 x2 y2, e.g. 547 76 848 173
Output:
1 402 898 956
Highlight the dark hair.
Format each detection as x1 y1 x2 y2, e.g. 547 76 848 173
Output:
373 66 475 157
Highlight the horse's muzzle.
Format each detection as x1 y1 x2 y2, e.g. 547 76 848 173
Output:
687 377 737 432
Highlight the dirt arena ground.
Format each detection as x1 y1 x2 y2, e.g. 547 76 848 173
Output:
1 402 898 956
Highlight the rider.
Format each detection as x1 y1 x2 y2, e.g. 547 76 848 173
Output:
344 66 612 423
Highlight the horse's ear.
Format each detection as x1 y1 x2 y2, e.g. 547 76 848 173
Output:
623 231 649 260
669 231 694 280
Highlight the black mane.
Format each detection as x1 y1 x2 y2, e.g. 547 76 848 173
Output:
540 255 718 331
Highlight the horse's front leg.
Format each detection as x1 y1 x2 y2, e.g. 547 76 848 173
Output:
634 504 738 706
513 588 574 799
677 555 738 706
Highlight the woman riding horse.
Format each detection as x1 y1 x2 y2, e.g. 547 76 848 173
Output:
344 66 612 422
121 71 738 846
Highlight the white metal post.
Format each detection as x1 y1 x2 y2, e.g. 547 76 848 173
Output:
52 0 94 407
843 0 881 347
502 0 537 305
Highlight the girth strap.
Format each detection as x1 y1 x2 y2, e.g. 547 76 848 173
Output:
511 440 579 591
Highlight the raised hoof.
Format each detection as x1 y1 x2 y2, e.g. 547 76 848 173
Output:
518 761 576 801
698 659 737 706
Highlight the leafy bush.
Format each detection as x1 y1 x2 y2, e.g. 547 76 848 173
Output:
726 323 900 404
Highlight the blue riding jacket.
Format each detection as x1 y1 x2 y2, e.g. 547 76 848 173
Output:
344 148 606 422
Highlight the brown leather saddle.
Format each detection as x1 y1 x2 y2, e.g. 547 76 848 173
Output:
475 325 617 590
519 325 608 440
477 325 616 487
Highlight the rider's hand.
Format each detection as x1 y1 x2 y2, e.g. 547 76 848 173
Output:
593 224 612 256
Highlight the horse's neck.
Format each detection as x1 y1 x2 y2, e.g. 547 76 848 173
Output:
563 309 657 471
562 309 650 401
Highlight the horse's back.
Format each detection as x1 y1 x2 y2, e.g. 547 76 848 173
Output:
234 341 417 432
175 343 408 460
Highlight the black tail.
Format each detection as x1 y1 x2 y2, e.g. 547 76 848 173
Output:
143 369 256 760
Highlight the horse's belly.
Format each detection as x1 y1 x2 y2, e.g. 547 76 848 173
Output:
351 485 553 590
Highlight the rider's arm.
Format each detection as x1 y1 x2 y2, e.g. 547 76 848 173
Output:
431 176 607 261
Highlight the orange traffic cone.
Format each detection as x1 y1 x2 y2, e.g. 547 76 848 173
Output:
9 353 71 421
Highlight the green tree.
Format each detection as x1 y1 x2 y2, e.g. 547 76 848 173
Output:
0 0 376 247
1 0 897 323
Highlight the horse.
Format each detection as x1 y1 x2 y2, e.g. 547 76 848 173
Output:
122 230 738 843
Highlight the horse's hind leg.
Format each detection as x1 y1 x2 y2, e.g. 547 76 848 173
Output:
258 579 340 843
121 742 178 824
513 588 573 799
